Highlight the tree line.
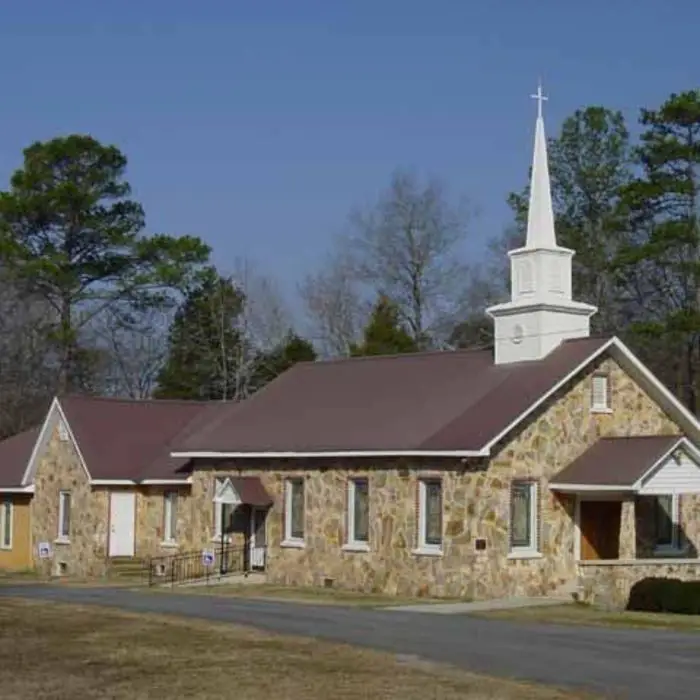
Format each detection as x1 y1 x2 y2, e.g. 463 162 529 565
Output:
0 88 698 439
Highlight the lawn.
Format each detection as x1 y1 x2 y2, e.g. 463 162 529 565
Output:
0 598 599 700
473 603 700 632
152 581 458 607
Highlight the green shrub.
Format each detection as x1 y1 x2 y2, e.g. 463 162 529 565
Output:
627 577 700 614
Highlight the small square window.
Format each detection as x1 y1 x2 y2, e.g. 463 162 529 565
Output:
591 374 610 412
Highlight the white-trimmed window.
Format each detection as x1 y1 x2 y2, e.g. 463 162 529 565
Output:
163 491 178 543
58 491 71 541
346 478 369 549
416 479 442 553
509 481 538 555
283 478 305 545
653 494 681 551
0 498 12 550
591 373 610 412
213 478 237 541
57 420 69 442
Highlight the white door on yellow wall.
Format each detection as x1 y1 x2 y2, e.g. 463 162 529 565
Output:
109 492 136 557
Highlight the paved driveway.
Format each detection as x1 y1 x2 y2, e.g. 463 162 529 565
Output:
1 585 699 699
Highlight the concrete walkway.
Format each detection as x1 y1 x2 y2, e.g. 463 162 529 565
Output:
382 595 572 614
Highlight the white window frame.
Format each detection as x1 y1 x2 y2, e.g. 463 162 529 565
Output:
212 477 238 543
57 420 70 442
163 491 178 545
0 498 12 550
653 493 682 553
591 373 611 413
344 478 370 552
282 478 305 548
414 478 443 556
508 481 541 559
57 491 71 542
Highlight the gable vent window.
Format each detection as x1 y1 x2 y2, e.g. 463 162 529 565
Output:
57 421 69 442
591 374 611 413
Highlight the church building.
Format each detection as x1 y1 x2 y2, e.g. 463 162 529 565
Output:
2 87 700 608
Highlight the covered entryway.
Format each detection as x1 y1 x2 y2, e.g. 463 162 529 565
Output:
109 492 135 557
579 500 621 560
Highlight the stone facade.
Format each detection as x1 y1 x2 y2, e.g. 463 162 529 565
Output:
20 351 700 601
135 486 196 558
185 354 689 600
580 562 700 609
31 425 109 577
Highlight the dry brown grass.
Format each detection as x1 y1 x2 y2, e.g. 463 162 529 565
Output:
474 603 700 631
0 598 599 700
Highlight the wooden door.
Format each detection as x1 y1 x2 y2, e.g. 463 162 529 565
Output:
580 500 621 560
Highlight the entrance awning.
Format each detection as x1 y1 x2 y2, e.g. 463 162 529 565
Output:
215 475 274 507
549 435 698 494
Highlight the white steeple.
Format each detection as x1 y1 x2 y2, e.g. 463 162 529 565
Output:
486 83 597 365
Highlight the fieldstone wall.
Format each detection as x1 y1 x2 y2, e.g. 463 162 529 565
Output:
135 486 196 558
186 355 685 600
31 424 109 577
580 562 700 609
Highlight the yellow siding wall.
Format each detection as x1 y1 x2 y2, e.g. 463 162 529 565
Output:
0 495 32 570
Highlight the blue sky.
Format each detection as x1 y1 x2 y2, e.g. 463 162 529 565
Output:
0 1 697 307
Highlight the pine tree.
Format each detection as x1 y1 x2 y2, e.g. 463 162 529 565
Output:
350 296 418 357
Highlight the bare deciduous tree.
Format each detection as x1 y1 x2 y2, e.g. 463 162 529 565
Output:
298 250 367 357
345 169 471 347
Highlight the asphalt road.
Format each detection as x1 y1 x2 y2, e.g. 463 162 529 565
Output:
1 585 699 699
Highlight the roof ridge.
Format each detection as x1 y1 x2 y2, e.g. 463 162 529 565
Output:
58 394 225 407
308 346 492 367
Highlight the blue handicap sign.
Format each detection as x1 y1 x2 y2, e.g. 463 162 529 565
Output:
202 551 215 566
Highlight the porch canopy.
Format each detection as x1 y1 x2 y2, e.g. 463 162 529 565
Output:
214 475 273 507
549 435 700 496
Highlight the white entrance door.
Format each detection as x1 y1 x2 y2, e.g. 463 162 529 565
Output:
249 507 267 569
109 492 136 557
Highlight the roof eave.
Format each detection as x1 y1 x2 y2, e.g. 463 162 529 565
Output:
0 485 35 494
548 483 635 493
170 449 489 460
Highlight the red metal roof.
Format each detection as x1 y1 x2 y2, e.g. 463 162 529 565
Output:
551 435 682 487
0 428 39 488
174 336 611 455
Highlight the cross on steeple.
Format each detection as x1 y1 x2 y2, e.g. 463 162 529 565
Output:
530 82 548 119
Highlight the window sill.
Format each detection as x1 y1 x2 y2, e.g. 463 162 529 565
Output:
342 543 370 553
412 547 443 557
590 406 613 414
54 538 70 545
653 546 688 557
507 550 543 560
160 541 179 549
281 539 305 549
0 545 11 551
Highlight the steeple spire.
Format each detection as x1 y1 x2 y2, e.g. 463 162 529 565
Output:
485 82 597 365
525 82 557 249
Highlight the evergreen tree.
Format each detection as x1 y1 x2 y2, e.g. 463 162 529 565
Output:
350 296 419 357
615 90 700 411
252 332 317 389
155 269 245 400
0 135 210 392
